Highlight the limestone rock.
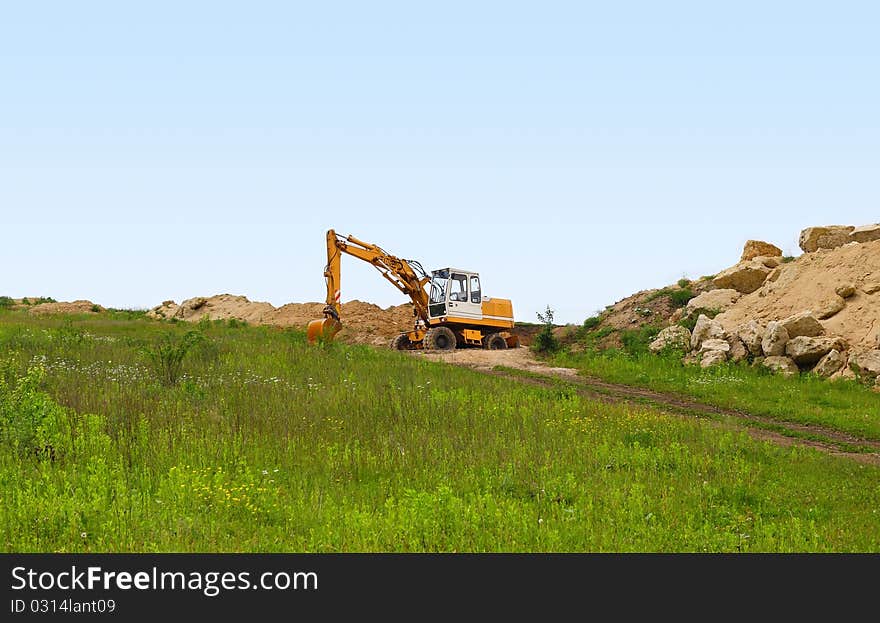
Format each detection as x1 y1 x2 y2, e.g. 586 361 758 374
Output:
736 320 765 356
835 283 856 298
727 335 749 362
712 261 772 294
690 314 726 351
699 338 730 355
185 297 207 311
766 266 783 283
756 256 783 268
700 349 728 368
813 349 845 377
780 311 824 338
849 350 880 380
816 296 846 320
761 321 790 357
762 356 799 377
648 325 692 354
798 225 854 253
684 289 740 319
741 240 782 261
785 336 848 366
849 223 880 244
862 282 880 295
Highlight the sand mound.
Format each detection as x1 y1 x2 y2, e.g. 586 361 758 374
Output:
148 294 417 346
715 240 880 351
29 300 104 315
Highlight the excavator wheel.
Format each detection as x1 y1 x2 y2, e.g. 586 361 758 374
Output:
390 333 412 350
484 333 508 350
425 326 456 351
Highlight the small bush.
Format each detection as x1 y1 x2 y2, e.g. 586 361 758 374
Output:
668 288 695 308
678 316 699 332
782 256 795 263
532 305 560 354
677 278 690 288
90 304 102 313
0 296 14 309
0 361 66 459
582 316 602 330
142 331 205 387
644 289 669 303
619 324 662 355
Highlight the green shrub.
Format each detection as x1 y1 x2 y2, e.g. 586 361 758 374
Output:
619 324 661 355
0 297 14 309
677 278 690 288
532 306 560 354
142 331 205 386
782 256 795 263
668 288 695 308
582 316 602 330
0 362 66 459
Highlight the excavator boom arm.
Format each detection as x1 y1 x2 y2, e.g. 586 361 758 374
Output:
308 229 431 343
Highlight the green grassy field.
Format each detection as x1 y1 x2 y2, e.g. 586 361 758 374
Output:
553 348 880 440
1 311 879 552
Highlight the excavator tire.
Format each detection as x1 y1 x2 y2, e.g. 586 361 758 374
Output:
484 333 508 350
425 326 456 351
390 333 412 350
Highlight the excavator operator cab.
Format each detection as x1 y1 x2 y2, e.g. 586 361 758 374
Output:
428 268 482 320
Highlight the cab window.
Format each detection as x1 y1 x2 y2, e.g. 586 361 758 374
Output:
470 276 481 303
450 273 468 302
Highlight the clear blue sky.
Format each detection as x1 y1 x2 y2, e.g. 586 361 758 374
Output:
2 2 878 324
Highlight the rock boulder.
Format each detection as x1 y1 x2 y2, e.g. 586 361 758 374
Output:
780 311 824 338
785 336 848 366
798 225 854 253
684 289 740 319
762 356 799 377
699 338 731 355
712 261 772 294
648 325 692 354
761 321 790 357
849 350 880 380
690 314 726 351
736 320 765 356
835 283 856 298
741 240 782 261
849 223 880 244
727 335 749 362
813 349 845 377
816 296 846 320
700 349 728 368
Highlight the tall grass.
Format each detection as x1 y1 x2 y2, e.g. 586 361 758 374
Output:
554 349 880 439
0 311 878 552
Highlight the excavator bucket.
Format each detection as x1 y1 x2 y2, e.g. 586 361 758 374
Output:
307 317 342 344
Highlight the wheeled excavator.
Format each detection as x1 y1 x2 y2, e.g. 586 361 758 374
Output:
306 229 519 351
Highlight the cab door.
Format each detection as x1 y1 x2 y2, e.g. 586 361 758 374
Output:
448 272 482 320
